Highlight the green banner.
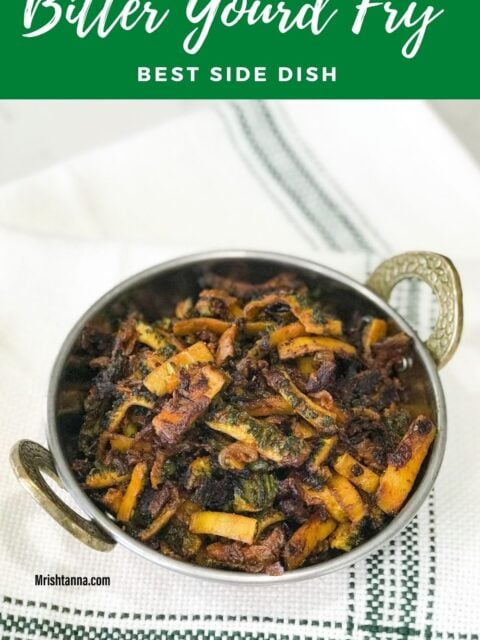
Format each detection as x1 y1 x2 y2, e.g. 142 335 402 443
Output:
0 0 478 97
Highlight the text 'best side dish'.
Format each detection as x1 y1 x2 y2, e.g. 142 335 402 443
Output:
72 272 436 574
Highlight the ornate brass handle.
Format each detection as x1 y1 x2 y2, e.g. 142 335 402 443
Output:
10 440 115 552
367 252 463 369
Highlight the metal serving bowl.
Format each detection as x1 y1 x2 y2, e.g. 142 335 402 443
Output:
10 250 463 584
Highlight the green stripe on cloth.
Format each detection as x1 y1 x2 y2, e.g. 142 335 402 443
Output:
228 101 377 252
365 548 386 633
229 102 335 248
2 610 479 640
0 597 334 627
257 103 380 254
425 491 436 640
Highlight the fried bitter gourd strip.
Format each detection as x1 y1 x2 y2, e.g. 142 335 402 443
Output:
105 393 155 433
362 318 388 352
269 322 306 347
189 511 258 544
376 415 436 514
327 472 367 524
152 364 227 444
284 514 337 570
173 318 231 336
143 341 213 396
139 489 182 541
243 293 342 336
242 395 294 417
206 406 310 466
117 462 147 522
329 522 364 552
333 452 380 494
135 321 175 352
300 484 349 523
265 368 339 433
309 437 338 468
84 469 128 489
278 336 356 360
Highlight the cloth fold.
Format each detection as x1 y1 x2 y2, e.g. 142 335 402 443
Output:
0 101 479 640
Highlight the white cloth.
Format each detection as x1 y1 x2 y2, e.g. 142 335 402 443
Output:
0 101 479 640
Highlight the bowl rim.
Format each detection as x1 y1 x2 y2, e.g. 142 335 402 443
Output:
46 249 446 585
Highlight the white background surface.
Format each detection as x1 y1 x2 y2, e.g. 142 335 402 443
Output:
1 100 479 186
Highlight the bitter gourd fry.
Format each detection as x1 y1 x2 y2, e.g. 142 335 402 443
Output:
300 483 349 523
297 356 315 375
309 436 338 468
117 462 147 522
175 297 193 319
205 526 285 573
101 487 124 515
84 469 128 489
294 312 342 338
327 472 367 524
291 419 318 439
243 294 342 336
329 522 363 552
173 318 231 336
195 288 242 319
160 519 202 558
244 321 275 335
152 364 226 444
139 490 182 541
109 434 134 452
233 474 278 513
215 324 237 365
278 336 356 360
185 456 212 490
110 433 153 454
269 322 305 347
105 393 155 433
174 499 201 526
150 451 166 490
189 511 258 544
73 269 431 574
376 415 436 514
201 364 227 399
218 442 258 470
206 406 310 466
135 321 173 352
243 395 295 417
284 514 337 570
362 318 388 352
143 341 214 396
255 510 285 538
333 452 380 494
265 368 338 433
